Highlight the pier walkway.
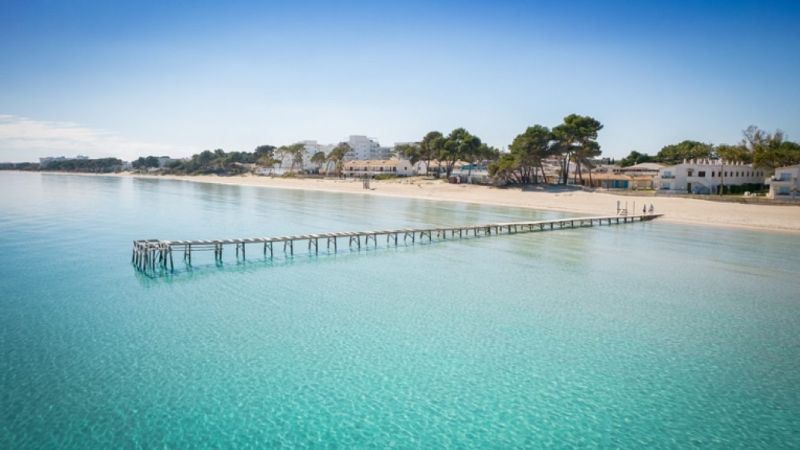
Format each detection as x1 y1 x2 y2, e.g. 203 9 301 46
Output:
132 213 662 274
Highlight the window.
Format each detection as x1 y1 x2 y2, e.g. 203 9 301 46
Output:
698 171 706 177
711 171 715 177
687 169 694 176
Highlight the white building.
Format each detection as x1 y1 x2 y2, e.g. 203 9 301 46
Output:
449 163 491 184
263 140 334 175
344 135 391 161
341 159 416 177
655 159 765 194
766 165 800 199
620 162 664 176
299 140 334 172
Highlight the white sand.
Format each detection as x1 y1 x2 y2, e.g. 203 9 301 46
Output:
115 173 800 234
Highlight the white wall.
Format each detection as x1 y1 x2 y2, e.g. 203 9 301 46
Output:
656 160 765 194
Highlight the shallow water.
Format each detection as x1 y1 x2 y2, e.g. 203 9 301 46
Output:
1 172 799 448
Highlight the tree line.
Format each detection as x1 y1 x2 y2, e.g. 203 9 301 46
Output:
396 128 499 178
488 114 603 186
619 126 800 171
0 158 125 173
132 142 356 176
6 120 798 181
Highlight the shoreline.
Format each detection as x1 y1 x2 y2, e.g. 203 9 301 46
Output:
19 170 800 233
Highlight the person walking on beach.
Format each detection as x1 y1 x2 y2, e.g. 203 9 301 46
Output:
649 204 654 214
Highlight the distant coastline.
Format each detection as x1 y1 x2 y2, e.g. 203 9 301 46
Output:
10 170 798 234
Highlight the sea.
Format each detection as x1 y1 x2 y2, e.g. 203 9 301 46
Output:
1 171 799 448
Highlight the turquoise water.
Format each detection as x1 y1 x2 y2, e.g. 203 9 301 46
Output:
1 171 799 448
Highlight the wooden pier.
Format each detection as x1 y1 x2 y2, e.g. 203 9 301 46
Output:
132 214 662 274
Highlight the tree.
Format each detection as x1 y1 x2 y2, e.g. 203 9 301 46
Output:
619 151 655 167
395 143 421 165
132 156 161 170
503 124 554 184
256 152 279 169
276 143 306 174
419 131 444 176
253 145 275 159
441 128 482 178
310 151 326 168
326 143 350 176
655 140 712 165
488 153 519 185
552 114 603 184
464 143 498 179
715 143 751 163
291 145 305 173
742 126 800 172
573 140 602 185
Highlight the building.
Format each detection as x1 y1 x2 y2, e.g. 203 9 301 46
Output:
766 165 800 199
261 140 335 175
344 135 391 161
448 163 492 184
579 173 655 190
341 159 416 177
592 164 622 174
298 140 334 173
655 159 765 194
619 162 664 176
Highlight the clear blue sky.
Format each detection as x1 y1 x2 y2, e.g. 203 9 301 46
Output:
1 0 798 162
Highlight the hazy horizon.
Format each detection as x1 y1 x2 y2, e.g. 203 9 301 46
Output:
1 0 799 163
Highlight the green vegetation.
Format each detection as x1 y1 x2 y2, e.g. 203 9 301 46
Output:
9 122 797 185
31 158 125 173
400 128 498 178
326 143 350 177
419 131 444 176
310 151 326 166
618 126 800 172
488 114 603 186
618 151 656 167
132 156 161 169
0 162 40 171
491 125 552 185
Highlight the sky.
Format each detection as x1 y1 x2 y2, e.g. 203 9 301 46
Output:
1 0 799 162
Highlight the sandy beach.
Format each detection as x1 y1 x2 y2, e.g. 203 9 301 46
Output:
102 173 800 233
